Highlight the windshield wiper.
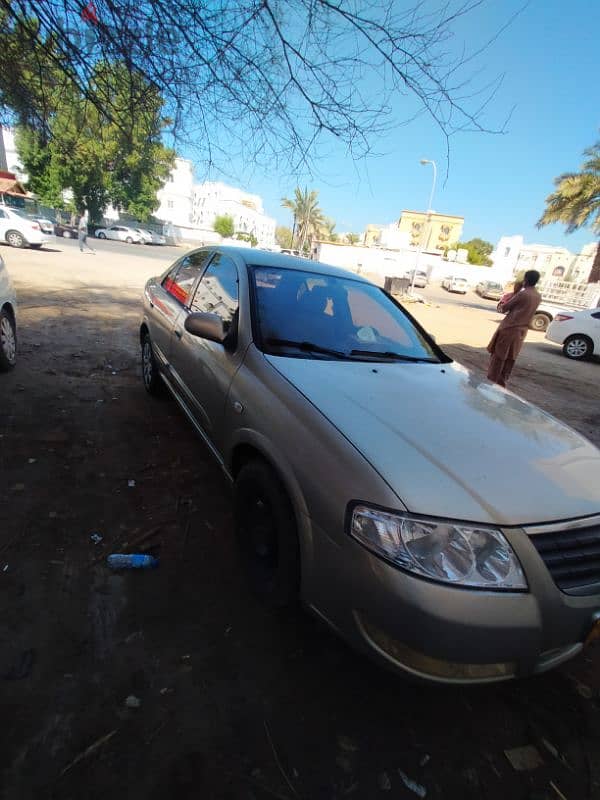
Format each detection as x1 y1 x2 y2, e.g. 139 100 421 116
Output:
350 349 438 363
265 338 348 359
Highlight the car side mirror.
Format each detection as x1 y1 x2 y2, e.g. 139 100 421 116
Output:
184 312 226 344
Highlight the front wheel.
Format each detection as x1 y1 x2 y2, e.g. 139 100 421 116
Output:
0 308 17 370
125 237 133 244
235 460 300 607
97 232 106 239
6 230 25 248
563 334 593 360
531 313 550 332
62 230 72 239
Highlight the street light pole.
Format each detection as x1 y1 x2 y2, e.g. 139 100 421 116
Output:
410 158 437 295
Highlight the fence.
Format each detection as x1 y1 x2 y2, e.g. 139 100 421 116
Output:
539 279 600 309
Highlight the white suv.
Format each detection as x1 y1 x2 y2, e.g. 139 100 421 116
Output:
0 207 51 249
0 254 17 370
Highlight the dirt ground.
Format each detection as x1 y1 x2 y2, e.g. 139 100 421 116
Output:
2 243 600 800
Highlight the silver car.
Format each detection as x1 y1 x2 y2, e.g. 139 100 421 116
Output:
0 253 17 370
140 247 600 684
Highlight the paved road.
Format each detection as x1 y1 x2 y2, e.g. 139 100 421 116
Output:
37 234 183 264
418 281 502 313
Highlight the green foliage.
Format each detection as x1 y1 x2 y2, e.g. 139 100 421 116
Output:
319 217 338 242
538 138 600 282
345 232 360 245
281 187 326 252
214 214 235 238
12 50 174 220
457 238 493 266
275 225 293 249
538 139 600 235
235 231 258 247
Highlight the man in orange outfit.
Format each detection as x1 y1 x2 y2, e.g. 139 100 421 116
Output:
487 269 541 387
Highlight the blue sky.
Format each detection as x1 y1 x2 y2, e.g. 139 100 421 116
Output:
185 1 599 253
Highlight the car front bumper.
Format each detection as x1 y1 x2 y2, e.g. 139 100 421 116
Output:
305 518 600 684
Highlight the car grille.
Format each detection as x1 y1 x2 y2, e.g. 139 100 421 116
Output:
531 524 600 596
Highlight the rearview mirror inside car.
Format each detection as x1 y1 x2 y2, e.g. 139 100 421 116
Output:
184 312 226 344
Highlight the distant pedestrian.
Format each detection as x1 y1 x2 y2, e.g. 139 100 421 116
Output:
78 214 95 254
487 270 541 387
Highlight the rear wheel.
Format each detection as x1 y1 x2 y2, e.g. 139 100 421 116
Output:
97 232 106 239
62 230 72 239
126 236 133 244
141 332 165 395
6 230 25 248
0 308 17 370
531 313 550 332
235 460 300 607
563 334 593 360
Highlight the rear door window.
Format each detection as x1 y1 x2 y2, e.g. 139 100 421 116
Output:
162 250 213 306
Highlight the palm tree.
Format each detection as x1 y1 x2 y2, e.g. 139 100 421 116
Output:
281 187 326 252
538 138 600 283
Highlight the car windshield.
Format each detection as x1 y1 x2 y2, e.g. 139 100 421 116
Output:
250 266 445 363
489 282 503 290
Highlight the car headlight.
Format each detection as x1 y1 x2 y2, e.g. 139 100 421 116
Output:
349 505 527 590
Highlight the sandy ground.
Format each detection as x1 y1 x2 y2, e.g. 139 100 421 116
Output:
1 242 600 800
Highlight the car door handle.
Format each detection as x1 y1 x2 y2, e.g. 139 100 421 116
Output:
174 329 182 339
149 300 154 308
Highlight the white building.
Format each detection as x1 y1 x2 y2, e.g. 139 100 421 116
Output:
0 126 27 182
490 236 576 284
192 181 275 247
155 158 195 227
569 242 599 283
491 235 598 285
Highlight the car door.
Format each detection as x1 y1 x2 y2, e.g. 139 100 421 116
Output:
0 208 8 238
168 252 242 450
107 226 121 241
591 311 600 352
146 249 214 371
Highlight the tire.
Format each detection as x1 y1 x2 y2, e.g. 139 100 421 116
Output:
531 313 550 332
62 230 72 239
6 230 25 248
141 332 165 395
234 460 300 607
97 232 106 239
563 334 593 360
126 237 133 244
0 308 17 370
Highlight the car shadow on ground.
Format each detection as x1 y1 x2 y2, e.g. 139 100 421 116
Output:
2 294 600 800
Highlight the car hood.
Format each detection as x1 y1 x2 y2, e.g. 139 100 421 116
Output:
266 356 600 526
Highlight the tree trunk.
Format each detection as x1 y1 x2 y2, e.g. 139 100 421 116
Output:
588 242 600 283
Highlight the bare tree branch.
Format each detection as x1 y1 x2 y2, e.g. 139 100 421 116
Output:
0 0 513 172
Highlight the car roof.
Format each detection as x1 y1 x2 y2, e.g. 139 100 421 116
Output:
193 245 373 283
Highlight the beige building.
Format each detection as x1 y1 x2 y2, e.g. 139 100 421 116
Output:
398 210 464 251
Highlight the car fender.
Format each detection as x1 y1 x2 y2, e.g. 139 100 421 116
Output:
227 426 315 581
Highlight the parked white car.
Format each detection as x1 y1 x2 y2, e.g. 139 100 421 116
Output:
441 275 468 294
403 269 428 288
136 228 166 245
0 207 51 249
94 225 143 244
0 253 17 370
546 308 600 360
